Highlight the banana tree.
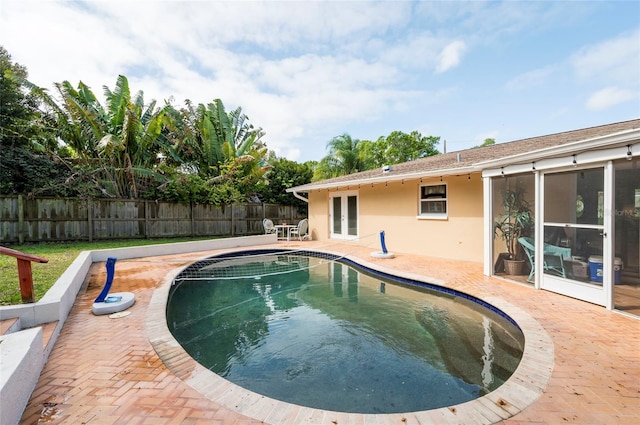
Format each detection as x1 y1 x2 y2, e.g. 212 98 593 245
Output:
177 98 267 179
97 76 178 197
19 74 177 198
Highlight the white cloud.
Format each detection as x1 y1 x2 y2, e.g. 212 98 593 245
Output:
1 1 638 162
586 87 636 111
1 2 136 90
378 34 443 71
505 66 556 91
571 29 640 85
435 40 466 73
0 1 464 161
569 30 640 112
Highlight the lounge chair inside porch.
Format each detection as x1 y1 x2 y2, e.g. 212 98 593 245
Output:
518 236 572 282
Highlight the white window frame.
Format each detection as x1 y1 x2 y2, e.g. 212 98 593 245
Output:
418 183 448 220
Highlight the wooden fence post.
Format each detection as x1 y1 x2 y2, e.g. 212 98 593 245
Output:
190 202 195 237
18 194 24 244
87 197 93 242
145 200 150 239
230 204 235 236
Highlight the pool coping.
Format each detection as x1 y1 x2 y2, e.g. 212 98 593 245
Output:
146 247 554 425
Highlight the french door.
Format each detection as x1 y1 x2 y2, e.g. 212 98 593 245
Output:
330 191 358 239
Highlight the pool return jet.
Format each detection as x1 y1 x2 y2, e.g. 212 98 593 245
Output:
92 257 135 315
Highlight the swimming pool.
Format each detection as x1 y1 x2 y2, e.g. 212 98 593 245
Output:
165 250 525 414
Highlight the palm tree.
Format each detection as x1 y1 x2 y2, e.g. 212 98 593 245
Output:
315 134 364 179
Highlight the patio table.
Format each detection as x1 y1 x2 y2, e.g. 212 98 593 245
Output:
274 224 297 241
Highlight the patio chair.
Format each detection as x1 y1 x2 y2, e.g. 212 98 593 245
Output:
289 218 309 241
518 236 571 282
263 218 277 235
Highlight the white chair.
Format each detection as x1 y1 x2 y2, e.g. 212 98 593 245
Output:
263 218 277 235
289 218 309 240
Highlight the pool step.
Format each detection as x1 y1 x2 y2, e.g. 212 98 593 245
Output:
37 321 60 355
1 317 21 335
1 317 59 354
415 305 523 388
0 317 61 425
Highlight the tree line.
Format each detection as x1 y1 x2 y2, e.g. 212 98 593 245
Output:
1 46 449 209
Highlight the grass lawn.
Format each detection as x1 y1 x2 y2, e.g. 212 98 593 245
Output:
0 237 216 305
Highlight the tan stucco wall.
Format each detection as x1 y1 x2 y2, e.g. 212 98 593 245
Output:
306 174 484 262
308 190 330 242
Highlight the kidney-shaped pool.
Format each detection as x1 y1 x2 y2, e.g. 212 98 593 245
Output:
165 250 525 414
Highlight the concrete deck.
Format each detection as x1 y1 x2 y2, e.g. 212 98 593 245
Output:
18 240 640 424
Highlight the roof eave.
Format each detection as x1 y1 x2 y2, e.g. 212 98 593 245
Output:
474 128 640 169
287 165 479 193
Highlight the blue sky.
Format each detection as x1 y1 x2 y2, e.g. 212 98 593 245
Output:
1 1 639 162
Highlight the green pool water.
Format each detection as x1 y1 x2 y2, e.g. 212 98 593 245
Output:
166 253 524 414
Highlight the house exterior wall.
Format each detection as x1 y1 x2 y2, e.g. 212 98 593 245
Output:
306 174 484 262
308 190 330 242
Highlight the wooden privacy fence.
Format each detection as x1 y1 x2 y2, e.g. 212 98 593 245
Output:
0 195 305 244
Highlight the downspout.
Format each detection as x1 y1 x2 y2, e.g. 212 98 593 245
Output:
292 191 308 203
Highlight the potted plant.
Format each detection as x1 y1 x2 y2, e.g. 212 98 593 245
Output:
494 187 534 275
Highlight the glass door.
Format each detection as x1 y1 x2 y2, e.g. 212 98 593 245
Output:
542 167 608 305
613 157 640 316
330 191 358 239
491 173 535 282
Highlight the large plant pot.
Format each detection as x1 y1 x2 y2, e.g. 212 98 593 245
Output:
504 259 525 275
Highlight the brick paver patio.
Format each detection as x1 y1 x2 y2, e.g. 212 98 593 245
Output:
19 241 639 424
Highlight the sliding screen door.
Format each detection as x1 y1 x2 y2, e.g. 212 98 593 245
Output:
542 167 608 305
